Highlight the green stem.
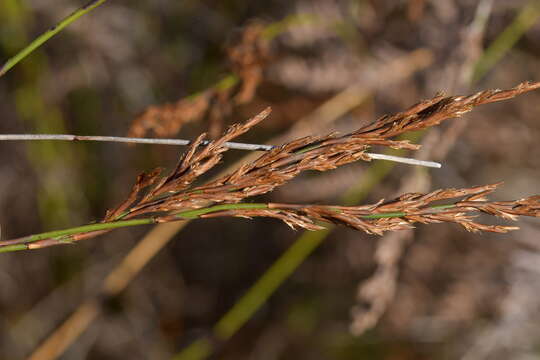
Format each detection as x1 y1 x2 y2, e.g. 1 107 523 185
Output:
0 203 270 251
174 230 332 360
0 244 29 253
0 0 108 77
175 203 268 219
213 228 331 340
10 218 157 245
0 201 459 253
361 204 456 219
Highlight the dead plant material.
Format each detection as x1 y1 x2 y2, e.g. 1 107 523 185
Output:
226 21 272 105
128 21 272 139
350 231 414 335
128 90 213 138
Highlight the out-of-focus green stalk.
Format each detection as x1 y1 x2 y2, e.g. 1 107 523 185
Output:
472 0 540 82
0 0 92 229
0 0 108 77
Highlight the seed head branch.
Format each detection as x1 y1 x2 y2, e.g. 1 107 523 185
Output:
211 183 540 235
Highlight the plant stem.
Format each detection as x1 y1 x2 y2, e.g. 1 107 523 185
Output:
3 218 157 246
0 203 271 250
213 228 331 341
0 134 441 168
0 201 460 252
0 244 29 253
0 0 108 77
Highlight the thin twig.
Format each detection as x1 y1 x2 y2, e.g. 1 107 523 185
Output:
0 134 441 168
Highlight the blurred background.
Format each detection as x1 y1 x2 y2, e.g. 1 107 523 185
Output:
1 0 540 359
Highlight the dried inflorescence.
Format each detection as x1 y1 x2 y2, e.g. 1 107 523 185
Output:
2 82 540 251
202 183 540 235
108 82 540 231
106 108 273 221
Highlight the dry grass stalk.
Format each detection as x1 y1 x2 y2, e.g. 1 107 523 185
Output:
1 82 540 251
350 231 414 335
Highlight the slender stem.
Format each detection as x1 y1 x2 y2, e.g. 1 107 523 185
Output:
360 204 457 219
0 244 29 253
368 153 440 168
0 0 108 77
0 202 460 252
175 203 269 219
0 204 270 249
0 134 275 151
211 228 331 343
4 218 158 246
0 134 441 168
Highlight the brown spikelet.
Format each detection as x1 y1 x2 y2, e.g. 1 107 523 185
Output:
103 168 162 221
107 108 272 220
354 81 540 140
